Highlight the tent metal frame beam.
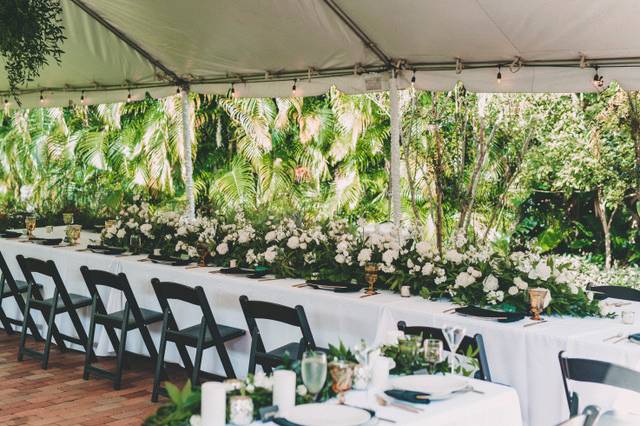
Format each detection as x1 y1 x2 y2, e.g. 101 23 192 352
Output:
6 55 640 97
320 0 392 68
68 0 185 85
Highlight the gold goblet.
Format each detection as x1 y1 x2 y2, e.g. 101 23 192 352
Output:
196 242 209 267
328 360 356 394
25 216 36 239
364 262 379 296
528 288 548 321
67 224 82 246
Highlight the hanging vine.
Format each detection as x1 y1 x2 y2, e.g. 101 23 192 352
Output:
0 0 66 102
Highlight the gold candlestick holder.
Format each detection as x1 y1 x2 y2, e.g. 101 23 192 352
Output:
364 262 379 296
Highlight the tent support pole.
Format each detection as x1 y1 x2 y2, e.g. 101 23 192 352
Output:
390 72 401 228
181 88 195 218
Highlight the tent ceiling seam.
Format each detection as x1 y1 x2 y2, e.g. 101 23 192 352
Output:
67 0 186 86
320 0 392 68
475 0 522 59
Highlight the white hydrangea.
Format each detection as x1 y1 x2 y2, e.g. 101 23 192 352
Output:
529 262 552 281
421 262 434 276
444 249 463 264
264 246 278 263
357 248 372 265
415 241 431 257
455 272 475 288
287 236 300 249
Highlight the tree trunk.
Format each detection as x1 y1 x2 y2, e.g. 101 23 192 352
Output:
432 128 444 256
594 188 616 270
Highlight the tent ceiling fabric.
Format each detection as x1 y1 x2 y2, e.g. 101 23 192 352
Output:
3 0 640 107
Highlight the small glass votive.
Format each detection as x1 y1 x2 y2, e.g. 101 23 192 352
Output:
352 363 371 390
229 395 253 425
229 259 237 268
45 225 54 234
622 310 636 325
400 285 411 297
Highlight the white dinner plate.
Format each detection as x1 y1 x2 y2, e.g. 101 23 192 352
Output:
391 374 468 400
284 403 372 426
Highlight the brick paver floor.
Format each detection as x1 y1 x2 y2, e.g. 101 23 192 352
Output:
0 332 185 426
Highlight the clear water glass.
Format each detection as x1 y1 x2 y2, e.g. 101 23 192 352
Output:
443 325 466 374
129 234 142 254
424 339 444 374
301 351 327 398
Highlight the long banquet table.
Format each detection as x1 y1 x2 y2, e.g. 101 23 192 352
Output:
1 228 640 426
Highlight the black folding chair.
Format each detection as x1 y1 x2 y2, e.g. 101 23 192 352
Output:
239 295 319 375
559 351 640 416
0 251 42 339
397 320 492 381
555 406 601 426
16 255 93 369
80 266 163 390
588 285 640 302
151 279 245 402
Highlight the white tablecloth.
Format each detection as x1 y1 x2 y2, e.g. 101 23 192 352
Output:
251 377 522 426
1 228 639 426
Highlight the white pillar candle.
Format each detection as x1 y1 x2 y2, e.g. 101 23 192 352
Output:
272 370 296 413
400 285 411 297
201 381 226 426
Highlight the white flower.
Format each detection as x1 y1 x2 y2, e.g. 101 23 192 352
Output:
238 230 251 244
245 384 255 393
216 243 229 255
406 259 414 269
254 371 273 390
482 274 499 293
296 384 308 396
382 249 398 265
599 300 612 315
335 254 346 264
514 277 528 290
287 236 300 249
299 242 308 250
264 246 278 263
421 262 434 276
187 246 198 258
508 286 519 296
444 249 463 264
529 262 551 281
246 249 257 265
140 223 152 233
455 272 475 288
467 267 482 278
189 415 201 426
357 248 372 264
265 231 277 242
415 241 431 257
176 226 187 236
116 229 126 239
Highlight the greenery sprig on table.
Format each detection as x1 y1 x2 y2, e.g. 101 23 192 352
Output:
101 199 607 318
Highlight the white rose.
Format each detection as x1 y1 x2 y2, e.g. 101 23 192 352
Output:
482 274 499 293
287 236 300 249
296 384 308 396
508 286 519 296
299 242 307 250
238 230 251 244
216 243 229 255
455 272 475 288
514 277 528 290
264 246 278 263
335 254 346 264
467 267 482 278
265 231 277 242
529 262 551 281
116 229 126 239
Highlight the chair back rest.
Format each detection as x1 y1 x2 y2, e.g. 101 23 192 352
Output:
397 321 491 381
80 266 143 316
555 406 601 426
0 250 20 292
16 255 69 299
151 279 218 334
239 295 316 350
559 351 640 415
589 285 640 302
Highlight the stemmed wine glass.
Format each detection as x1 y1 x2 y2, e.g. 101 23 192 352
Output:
424 339 444 374
301 350 327 401
443 325 466 374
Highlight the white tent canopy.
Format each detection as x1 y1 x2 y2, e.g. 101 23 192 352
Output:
3 0 640 221
3 0 640 107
